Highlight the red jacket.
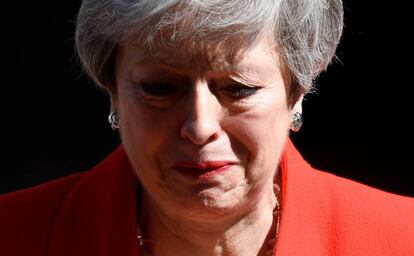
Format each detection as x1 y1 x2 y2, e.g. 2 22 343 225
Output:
1 141 413 255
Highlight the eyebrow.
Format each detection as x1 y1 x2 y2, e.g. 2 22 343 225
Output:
130 61 270 87
224 71 267 87
130 62 190 77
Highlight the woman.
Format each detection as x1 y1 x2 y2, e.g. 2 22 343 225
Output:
1 0 413 255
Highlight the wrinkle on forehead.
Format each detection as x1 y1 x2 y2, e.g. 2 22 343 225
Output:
121 35 284 76
127 42 240 74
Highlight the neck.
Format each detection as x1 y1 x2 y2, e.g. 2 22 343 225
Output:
139 182 280 256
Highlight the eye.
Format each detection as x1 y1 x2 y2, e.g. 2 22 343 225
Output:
140 80 184 97
220 84 261 100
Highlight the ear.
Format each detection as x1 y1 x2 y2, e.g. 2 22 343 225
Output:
290 94 304 132
291 94 304 114
109 90 119 113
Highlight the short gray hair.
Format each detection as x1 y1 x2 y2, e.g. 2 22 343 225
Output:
75 0 343 94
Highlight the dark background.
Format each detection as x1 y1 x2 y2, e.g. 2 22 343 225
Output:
2 1 413 196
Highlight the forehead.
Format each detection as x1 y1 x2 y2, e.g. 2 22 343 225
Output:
117 37 284 77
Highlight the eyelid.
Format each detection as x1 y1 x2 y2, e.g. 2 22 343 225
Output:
127 77 187 90
125 79 186 102
226 75 264 88
126 67 191 85
215 80 262 101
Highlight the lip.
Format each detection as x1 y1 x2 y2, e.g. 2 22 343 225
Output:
172 161 235 179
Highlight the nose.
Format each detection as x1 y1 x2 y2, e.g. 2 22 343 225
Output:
180 81 221 145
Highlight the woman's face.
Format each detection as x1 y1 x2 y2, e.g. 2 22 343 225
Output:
113 38 302 219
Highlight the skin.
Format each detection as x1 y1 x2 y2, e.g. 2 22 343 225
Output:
111 37 303 256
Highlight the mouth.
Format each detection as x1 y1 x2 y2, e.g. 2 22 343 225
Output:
172 161 235 179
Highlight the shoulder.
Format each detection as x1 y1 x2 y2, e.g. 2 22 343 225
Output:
0 172 85 255
284 140 414 219
313 167 414 215
312 164 414 254
315 170 414 254
0 146 128 223
313 167 414 221
0 171 85 212
320 167 414 221
282 140 414 254
0 145 135 256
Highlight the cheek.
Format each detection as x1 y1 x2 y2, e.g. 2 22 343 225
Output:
119 109 154 149
229 101 290 151
118 88 177 143
225 102 290 179
117 97 178 174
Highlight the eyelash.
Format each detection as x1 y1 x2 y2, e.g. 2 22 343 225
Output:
219 84 261 100
136 80 261 101
140 81 183 97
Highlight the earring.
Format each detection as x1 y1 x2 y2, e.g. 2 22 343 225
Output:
291 112 303 132
108 112 119 131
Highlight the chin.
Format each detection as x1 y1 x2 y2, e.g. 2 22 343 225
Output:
169 186 246 219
